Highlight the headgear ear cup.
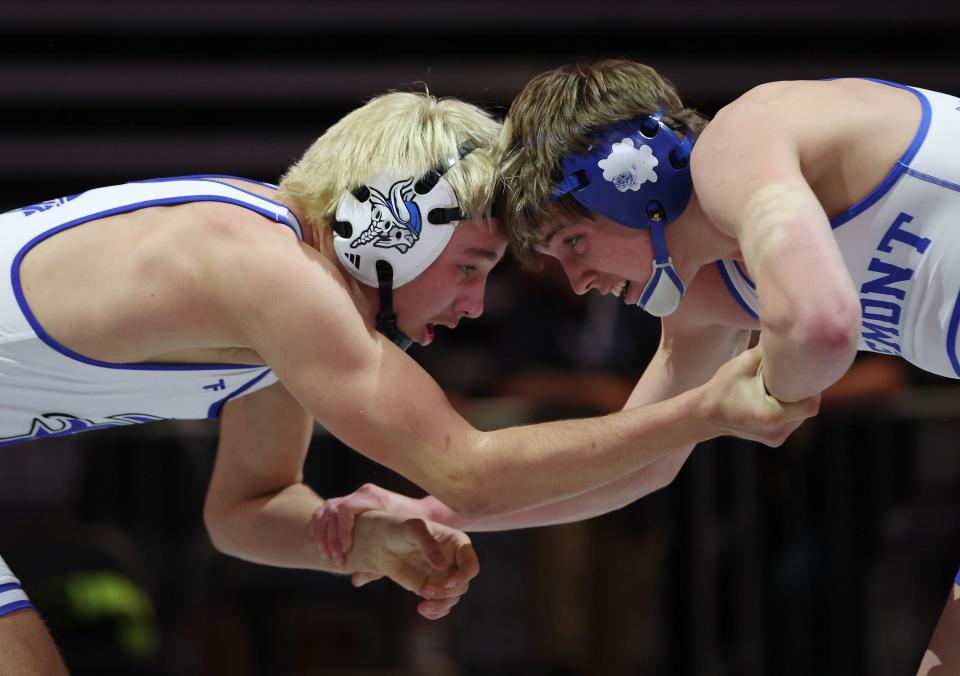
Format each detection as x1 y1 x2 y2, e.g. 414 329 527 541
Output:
333 172 460 289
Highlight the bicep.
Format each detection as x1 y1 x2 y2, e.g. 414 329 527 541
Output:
693 109 856 329
234 252 480 492
291 335 481 484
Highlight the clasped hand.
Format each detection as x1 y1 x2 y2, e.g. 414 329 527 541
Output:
312 507 477 621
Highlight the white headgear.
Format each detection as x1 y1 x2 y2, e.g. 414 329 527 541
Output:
330 141 477 350
332 171 462 288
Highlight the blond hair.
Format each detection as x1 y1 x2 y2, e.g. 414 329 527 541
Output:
496 60 708 267
279 91 501 238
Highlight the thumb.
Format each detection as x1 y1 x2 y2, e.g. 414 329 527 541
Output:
403 519 449 570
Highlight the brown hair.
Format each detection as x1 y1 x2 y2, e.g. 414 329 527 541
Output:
496 60 708 267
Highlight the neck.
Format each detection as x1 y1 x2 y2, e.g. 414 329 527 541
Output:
291 205 383 330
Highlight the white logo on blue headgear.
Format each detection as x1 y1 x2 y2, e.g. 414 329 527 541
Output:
597 138 659 192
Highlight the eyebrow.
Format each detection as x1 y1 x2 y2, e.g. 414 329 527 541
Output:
466 247 503 263
539 223 568 249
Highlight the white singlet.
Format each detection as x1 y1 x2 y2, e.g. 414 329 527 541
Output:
717 81 960 378
0 176 303 446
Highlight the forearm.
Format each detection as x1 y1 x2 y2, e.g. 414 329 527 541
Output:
437 386 712 517
427 450 691 531
432 325 747 524
206 483 351 573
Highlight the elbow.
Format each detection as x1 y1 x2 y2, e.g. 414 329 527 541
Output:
772 297 861 363
431 478 497 520
420 434 509 519
799 304 860 361
202 503 236 556
427 460 507 520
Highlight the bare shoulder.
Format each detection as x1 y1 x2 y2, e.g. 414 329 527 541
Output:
701 78 915 148
694 78 919 221
194 202 357 318
697 81 808 150
193 202 379 369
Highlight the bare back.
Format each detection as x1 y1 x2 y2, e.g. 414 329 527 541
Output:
18 179 301 366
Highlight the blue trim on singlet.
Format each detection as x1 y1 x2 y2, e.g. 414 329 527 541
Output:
0 600 33 617
715 261 759 320
0 582 32 617
910 160 960 374
904 168 960 194
954 566 960 586
11 194 301 372
207 369 273 418
733 261 756 289
945 294 960 378
134 174 279 189
129 176 302 238
829 80 932 228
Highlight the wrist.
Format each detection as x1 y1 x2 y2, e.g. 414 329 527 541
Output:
685 383 724 441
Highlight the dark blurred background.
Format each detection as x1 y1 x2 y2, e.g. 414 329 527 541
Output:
1 1 959 674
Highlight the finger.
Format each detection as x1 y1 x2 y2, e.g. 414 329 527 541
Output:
352 572 383 587
402 519 449 570
310 505 326 546
327 506 347 567
417 596 459 620
426 544 478 595
421 582 469 600
311 507 335 563
339 506 357 558
446 543 480 586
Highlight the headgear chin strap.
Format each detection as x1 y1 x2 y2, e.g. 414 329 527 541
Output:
373 260 413 351
552 111 693 317
638 212 685 317
332 141 477 350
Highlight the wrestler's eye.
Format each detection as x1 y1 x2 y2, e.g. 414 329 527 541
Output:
459 264 477 275
563 234 582 250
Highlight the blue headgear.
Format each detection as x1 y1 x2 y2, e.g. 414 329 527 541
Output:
552 111 694 317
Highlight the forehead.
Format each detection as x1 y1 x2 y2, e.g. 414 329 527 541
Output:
536 215 592 250
448 218 507 262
